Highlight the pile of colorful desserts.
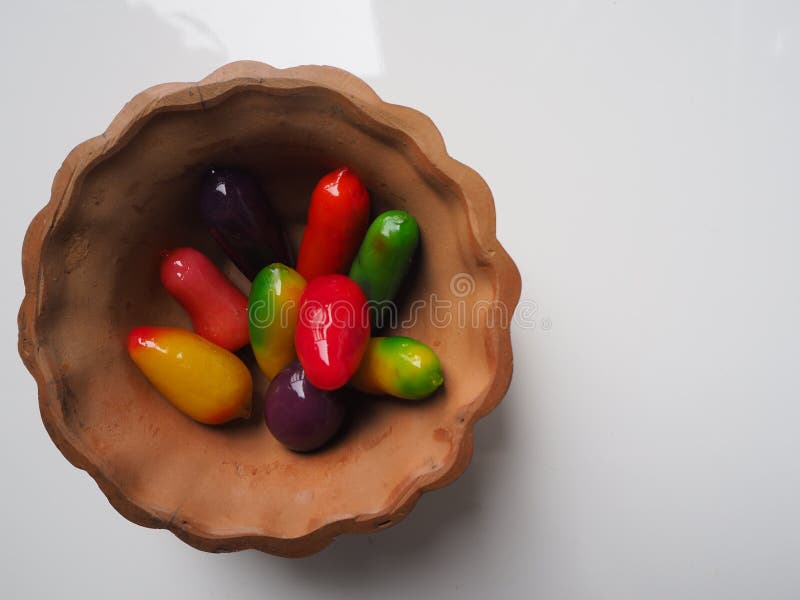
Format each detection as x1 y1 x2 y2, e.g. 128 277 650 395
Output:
128 166 443 451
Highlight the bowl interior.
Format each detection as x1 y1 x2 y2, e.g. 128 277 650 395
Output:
39 87 498 539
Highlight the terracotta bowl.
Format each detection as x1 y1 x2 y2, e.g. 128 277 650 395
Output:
18 61 521 557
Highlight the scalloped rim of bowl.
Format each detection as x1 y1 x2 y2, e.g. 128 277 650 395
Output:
18 61 522 557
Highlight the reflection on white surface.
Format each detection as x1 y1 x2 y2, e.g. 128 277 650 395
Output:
127 0 384 76
771 31 787 56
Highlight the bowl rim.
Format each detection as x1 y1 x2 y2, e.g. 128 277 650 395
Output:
18 60 522 557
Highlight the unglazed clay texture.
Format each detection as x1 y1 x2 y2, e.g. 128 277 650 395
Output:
18 61 521 557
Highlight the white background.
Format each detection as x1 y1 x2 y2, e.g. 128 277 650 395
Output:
3 1 800 598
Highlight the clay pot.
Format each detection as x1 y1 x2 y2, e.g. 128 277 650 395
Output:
18 61 521 557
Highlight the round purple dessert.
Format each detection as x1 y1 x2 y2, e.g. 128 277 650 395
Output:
264 361 347 452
